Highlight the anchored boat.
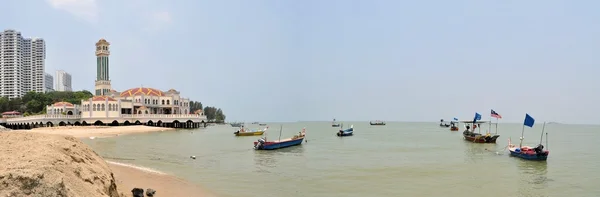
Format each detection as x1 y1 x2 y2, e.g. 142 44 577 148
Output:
332 118 340 127
508 114 549 161
254 126 306 150
370 120 386 126
234 126 268 136
337 124 353 137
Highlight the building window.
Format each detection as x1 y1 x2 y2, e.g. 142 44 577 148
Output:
101 104 105 111
93 104 97 111
162 100 165 105
108 104 112 111
167 100 170 105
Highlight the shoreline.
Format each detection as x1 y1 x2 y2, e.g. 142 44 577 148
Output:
26 125 175 138
14 125 215 196
108 161 216 197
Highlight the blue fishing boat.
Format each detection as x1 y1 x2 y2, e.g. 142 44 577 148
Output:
254 126 306 150
337 124 354 137
508 114 549 161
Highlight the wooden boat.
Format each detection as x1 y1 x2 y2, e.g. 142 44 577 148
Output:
234 127 268 136
460 120 500 143
370 120 386 125
254 126 305 150
508 114 549 161
336 124 353 137
439 119 450 127
332 118 340 127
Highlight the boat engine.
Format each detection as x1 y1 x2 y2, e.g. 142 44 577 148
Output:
255 138 266 149
534 144 544 154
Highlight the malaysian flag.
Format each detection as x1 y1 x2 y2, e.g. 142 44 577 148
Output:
491 109 502 119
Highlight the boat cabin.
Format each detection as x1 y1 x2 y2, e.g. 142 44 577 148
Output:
458 120 497 133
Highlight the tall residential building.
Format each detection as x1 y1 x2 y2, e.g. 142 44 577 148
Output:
55 70 72 92
95 39 111 96
0 29 46 99
44 72 54 92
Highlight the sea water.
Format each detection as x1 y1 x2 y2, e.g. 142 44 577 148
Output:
83 122 600 197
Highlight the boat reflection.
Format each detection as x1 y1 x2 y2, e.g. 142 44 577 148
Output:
253 146 305 173
516 160 550 196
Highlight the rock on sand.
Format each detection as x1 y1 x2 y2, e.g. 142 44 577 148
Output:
0 132 120 197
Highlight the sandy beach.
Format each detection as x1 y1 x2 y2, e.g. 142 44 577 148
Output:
109 161 217 197
28 125 175 138
2 126 215 196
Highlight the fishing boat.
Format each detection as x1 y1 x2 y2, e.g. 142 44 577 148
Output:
450 121 459 131
460 120 500 143
336 124 353 137
449 117 459 131
259 123 267 126
439 119 450 127
254 126 305 150
508 114 549 161
233 126 268 136
230 122 244 127
370 120 386 126
331 118 340 127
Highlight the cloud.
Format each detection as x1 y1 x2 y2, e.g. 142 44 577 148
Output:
46 0 99 22
152 11 172 24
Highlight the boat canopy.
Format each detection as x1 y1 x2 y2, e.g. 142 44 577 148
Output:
458 120 491 124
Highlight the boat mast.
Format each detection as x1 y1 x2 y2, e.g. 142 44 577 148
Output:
539 122 546 145
495 118 499 134
278 125 283 142
519 124 525 148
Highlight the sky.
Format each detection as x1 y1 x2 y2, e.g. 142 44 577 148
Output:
2 0 599 124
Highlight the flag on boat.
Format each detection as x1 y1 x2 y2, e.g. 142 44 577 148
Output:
302 127 306 135
491 109 502 119
453 117 458 121
524 113 535 128
473 112 482 123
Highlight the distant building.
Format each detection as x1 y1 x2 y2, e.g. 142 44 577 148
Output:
0 29 46 98
55 70 72 92
44 73 54 92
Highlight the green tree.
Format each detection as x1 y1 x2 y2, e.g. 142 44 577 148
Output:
189 101 203 112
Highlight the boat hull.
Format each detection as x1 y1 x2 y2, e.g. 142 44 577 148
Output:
336 132 353 137
463 134 500 143
508 146 549 161
370 123 386 125
450 127 459 131
332 124 340 127
254 137 304 150
234 131 265 136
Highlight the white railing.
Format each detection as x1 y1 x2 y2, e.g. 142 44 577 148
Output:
119 114 204 119
7 115 82 122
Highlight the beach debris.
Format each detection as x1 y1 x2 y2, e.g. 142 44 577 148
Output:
190 155 196 159
89 136 96 140
146 188 156 196
131 188 144 197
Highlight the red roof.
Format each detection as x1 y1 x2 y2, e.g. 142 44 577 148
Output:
119 87 164 97
53 102 74 107
2 111 20 115
92 96 117 101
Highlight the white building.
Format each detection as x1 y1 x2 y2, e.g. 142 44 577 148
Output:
0 29 46 98
44 73 54 92
55 70 72 92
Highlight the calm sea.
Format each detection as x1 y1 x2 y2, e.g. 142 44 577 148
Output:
83 122 600 197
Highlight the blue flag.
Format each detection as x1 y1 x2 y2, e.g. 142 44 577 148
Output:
473 112 481 123
524 113 535 127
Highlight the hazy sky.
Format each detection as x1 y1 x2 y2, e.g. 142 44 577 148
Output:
2 0 599 124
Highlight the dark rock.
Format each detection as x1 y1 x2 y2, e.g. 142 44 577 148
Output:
146 188 156 196
131 188 144 197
